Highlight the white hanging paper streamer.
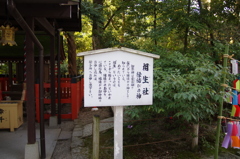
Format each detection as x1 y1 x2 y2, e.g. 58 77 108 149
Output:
231 59 238 75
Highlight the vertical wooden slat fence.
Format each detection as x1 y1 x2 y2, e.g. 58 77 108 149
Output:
0 76 17 99
35 76 83 122
0 76 17 91
0 76 84 122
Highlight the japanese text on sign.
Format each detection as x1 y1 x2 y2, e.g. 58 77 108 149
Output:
84 51 153 107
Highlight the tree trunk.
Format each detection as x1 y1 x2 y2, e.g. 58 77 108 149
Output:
198 0 218 63
92 0 104 50
120 11 125 43
66 32 77 76
183 0 191 53
153 0 157 46
192 122 199 151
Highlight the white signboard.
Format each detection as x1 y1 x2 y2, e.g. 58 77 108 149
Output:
84 50 153 107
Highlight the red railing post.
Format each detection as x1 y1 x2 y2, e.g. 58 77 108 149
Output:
81 77 84 106
79 77 83 108
34 76 83 122
71 77 78 120
76 80 80 112
2 77 7 91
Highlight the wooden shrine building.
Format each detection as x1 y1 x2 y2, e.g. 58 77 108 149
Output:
0 0 81 158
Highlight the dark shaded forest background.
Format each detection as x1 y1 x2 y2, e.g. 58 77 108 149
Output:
63 0 240 155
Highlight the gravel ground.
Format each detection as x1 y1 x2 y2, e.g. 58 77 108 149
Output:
51 120 74 159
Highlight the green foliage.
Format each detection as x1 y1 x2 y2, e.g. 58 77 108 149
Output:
200 136 215 153
154 51 233 123
63 1 240 157
126 50 234 124
79 0 240 52
81 0 105 24
59 61 68 75
59 57 83 75
77 0 238 124
0 63 9 74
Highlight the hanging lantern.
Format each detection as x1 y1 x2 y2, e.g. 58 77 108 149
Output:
0 24 18 46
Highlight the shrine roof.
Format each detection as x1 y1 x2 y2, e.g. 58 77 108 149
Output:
0 0 79 61
0 0 81 31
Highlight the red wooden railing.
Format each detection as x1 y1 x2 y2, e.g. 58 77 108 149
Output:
0 77 17 90
35 76 84 122
0 76 84 122
0 77 18 99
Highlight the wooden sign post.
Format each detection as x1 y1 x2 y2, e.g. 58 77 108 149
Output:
113 106 123 159
78 47 160 159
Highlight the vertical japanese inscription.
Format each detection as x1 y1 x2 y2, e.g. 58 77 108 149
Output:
85 53 153 106
88 60 151 101
142 63 150 96
117 63 121 87
136 72 142 99
126 61 130 98
98 61 102 102
88 60 93 97
103 61 107 97
113 61 117 88
131 65 135 89
108 61 112 99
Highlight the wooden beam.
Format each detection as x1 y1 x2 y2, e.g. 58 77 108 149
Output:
0 2 80 31
35 18 55 37
15 4 72 18
25 17 36 145
56 19 81 31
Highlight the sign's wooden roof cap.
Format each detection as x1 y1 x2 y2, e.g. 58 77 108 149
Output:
77 47 160 59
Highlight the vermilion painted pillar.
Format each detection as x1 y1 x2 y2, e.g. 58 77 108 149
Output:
71 78 78 120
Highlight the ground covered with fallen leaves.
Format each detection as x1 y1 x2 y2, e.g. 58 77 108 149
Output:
82 108 218 159
52 106 239 159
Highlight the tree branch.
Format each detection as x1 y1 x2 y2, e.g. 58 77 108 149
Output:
103 7 122 30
